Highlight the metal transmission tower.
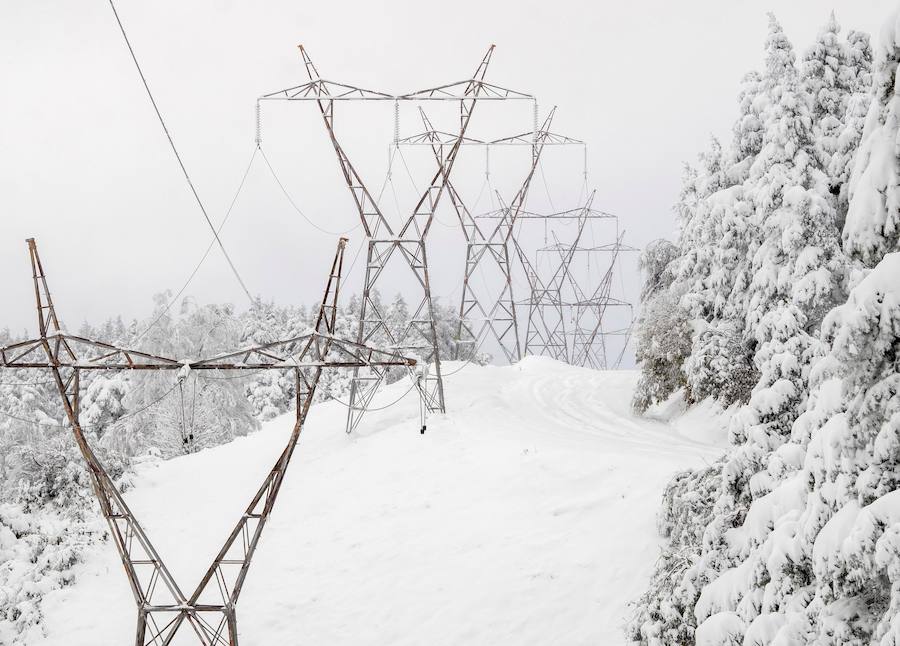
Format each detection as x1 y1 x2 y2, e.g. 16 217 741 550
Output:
258 46 534 432
495 198 637 369
511 194 597 363
395 109 584 364
559 234 636 370
1 238 417 646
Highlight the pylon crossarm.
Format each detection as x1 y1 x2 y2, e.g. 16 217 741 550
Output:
262 44 531 103
576 295 632 308
488 130 584 146
396 127 584 148
395 129 485 147
1 334 183 370
260 79 394 101
260 78 533 102
0 337 413 371
474 207 620 220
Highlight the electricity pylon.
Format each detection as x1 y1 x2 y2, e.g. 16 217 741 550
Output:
498 199 637 368
258 45 534 431
1 238 416 646
512 195 596 363
396 107 585 364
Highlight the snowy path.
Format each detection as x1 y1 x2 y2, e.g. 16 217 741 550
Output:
28 358 727 646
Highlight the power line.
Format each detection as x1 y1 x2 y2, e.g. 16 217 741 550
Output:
328 380 418 413
107 0 254 303
0 381 55 387
133 146 259 345
0 380 180 431
197 370 265 381
259 146 360 237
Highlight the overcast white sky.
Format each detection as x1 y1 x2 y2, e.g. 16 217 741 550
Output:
1 0 896 346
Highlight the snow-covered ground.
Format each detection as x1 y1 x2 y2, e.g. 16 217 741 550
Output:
26 358 728 646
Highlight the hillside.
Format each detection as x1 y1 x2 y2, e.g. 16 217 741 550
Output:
26 359 726 645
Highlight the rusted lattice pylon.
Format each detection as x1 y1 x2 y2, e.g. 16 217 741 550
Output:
0 238 416 646
258 46 534 431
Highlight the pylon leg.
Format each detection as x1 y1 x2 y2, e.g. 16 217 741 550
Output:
345 240 443 433
456 240 521 364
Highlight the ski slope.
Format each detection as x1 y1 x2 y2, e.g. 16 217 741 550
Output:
27 358 727 645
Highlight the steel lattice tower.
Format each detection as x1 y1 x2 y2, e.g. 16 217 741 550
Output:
258 46 534 431
396 108 584 364
1 238 418 646
499 198 637 368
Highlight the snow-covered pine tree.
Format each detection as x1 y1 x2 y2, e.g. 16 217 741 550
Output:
723 12 846 508
720 17 900 642
801 13 847 186
638 238 679 303
628 459 726 644
633 15 854 644
683 76 769 406
631 166 695 415
79 374 128 434
632 239 692 413
844 11 900 267
239 300 297 419
689 250 900 645
683 182 760 405
681 65 769 408
726 71 764 185
677 137 727 324
830 29 873 231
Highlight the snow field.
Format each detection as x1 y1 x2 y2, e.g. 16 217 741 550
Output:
28 359 727 645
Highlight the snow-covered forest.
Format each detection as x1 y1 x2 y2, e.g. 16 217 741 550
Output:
630 8 900 645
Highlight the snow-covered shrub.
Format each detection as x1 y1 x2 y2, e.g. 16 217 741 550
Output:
639 239 679 302
0 502 105 644
14 429 129 517
684 320 758 406
629 460 725 644
632 238 688 413
632 285 692 414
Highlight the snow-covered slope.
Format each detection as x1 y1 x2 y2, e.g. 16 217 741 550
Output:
26 358 726 646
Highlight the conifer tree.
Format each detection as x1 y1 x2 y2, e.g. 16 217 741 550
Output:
723 14 845 506
830 29 873 229
802 13 847 182
844 16 900 266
